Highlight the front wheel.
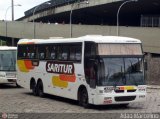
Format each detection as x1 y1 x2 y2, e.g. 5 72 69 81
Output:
79 88 90 108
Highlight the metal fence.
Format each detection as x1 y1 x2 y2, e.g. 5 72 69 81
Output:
141 15 160 27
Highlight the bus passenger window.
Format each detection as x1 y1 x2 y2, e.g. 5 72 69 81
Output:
27 53 31 58
18 45 28 59
45 46 49 59
39 53 45 59
31 53 35 59
57 46 63 60
75 47 81 61
49 46 57 60
69 45 82 62
62 46 69 60
62 52 67 60
69 46 75 60
75 52 81 61
23 53 26 58
51 53 55 59
38 45 46 60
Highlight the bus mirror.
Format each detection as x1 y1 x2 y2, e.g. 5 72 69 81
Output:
144 61 147 71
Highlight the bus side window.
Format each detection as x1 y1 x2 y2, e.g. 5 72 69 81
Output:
75 46 82 61
69 46 75 61
27 45 38 59
39 53 45 59
50 45 56 60
38 45 46 60
69 44 82 62
62 45 69 60
57 46 63 60
51 53 55 59
18 45 27 59
31 53 35 59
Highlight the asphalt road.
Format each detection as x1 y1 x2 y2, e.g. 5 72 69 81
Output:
0 84 160 119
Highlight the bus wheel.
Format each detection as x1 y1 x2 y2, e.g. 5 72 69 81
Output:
37 81 45 97
79 88 89 108
16 82 21 88
31 80 37 96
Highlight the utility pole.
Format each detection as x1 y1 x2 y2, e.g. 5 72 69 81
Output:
12 0 14 21
12 0 14 46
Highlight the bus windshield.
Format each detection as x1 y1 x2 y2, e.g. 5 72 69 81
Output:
0 50 16 71
97 57 145 86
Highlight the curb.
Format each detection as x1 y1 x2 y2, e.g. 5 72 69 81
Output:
147 85 160 89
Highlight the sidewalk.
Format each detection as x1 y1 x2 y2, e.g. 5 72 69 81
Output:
147 85 160 89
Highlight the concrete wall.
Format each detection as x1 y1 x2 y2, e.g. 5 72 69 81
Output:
0 21 160 53
0 20 160 85
145 53 160 85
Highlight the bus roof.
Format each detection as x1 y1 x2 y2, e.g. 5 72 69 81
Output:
18 35 141 44
0 46 17 50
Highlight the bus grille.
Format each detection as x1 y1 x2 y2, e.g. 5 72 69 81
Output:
127 89 137 92
7 79 16 82
115 96 136 102
114 90 124 93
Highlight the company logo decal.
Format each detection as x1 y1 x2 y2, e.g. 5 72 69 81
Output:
46 61 76 88
46 61 74 75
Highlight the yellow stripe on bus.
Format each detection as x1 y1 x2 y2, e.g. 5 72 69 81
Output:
124 86 135 90
119 86 135 90
52 76 68 88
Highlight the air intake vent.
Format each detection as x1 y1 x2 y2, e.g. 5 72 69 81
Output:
115 96 136 102
114 90 124 93
127 89 137 92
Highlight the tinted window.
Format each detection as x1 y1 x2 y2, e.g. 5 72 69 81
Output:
69 44 82 62
62 45 69 60
18 43 82 62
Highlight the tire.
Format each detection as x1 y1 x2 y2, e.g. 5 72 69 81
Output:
79 88 90 108
16 82 21 88
37 81 45 97
119 103 129 107
31 81 37 96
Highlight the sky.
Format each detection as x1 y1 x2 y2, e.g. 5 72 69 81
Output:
0 0 48 20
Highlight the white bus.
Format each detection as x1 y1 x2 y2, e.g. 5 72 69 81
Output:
17 35 146 107
0 46 17 85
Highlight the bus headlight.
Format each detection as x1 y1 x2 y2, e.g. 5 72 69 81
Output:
0 75 5 77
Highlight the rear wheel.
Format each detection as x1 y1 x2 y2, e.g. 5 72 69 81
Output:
37 81 45 97
31 81 37 96
79 88 89 108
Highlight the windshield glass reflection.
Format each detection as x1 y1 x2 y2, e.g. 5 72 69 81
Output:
97 57 145 86
0 50 16 71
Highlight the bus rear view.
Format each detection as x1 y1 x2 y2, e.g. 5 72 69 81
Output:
84 36 146 105
0 46 17 85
